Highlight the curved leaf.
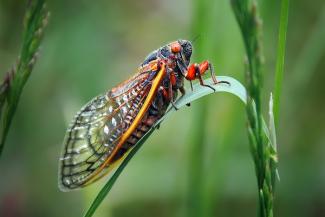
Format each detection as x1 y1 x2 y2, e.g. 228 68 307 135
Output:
83 76 247 217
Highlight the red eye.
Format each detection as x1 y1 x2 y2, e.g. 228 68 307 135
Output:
171 42 181 53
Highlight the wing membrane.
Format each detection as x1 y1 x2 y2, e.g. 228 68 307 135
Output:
59 73 153 191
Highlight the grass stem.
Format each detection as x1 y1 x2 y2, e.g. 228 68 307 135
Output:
0 0 49 156
231 0 280 216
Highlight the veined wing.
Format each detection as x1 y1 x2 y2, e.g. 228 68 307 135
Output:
59 71 154 191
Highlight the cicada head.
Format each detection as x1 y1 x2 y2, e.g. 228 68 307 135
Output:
178 39 192 65
168 39 192 67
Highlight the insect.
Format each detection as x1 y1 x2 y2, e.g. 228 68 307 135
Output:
58 39 229 191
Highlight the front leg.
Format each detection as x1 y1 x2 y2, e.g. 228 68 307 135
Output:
185 60 230 90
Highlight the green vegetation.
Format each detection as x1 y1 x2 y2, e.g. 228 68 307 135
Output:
274 0 290 126
231 0 285 216
0 0 49 156
0 1 323 217
186 0 211 216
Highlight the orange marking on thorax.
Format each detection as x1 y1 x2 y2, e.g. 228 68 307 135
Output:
138 59 158 73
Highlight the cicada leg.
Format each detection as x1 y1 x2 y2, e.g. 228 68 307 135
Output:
185 60 230 92
197 72 216 92
158 85 179 110
179 86 191 107
169 71 183 110
208 62 230 86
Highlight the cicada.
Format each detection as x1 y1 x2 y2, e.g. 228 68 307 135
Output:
58 39 228 191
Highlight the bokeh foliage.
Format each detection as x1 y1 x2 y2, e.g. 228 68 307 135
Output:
0 0 324 217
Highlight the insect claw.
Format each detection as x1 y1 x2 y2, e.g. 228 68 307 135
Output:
171 101 179 110
197 73 215 92
216 80 231 86
203 84 216 92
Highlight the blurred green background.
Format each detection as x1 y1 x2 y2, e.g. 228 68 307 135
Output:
0 0 324 216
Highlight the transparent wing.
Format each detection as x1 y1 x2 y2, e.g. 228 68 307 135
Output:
59 73 152 191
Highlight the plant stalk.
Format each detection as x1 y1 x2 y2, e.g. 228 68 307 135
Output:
231 0 279 216
0 0 49 156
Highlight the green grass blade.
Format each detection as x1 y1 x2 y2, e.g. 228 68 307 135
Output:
273 0 290 126
175 77 247 106
0 0 49 156
83 76 247 217
231 1 279 216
